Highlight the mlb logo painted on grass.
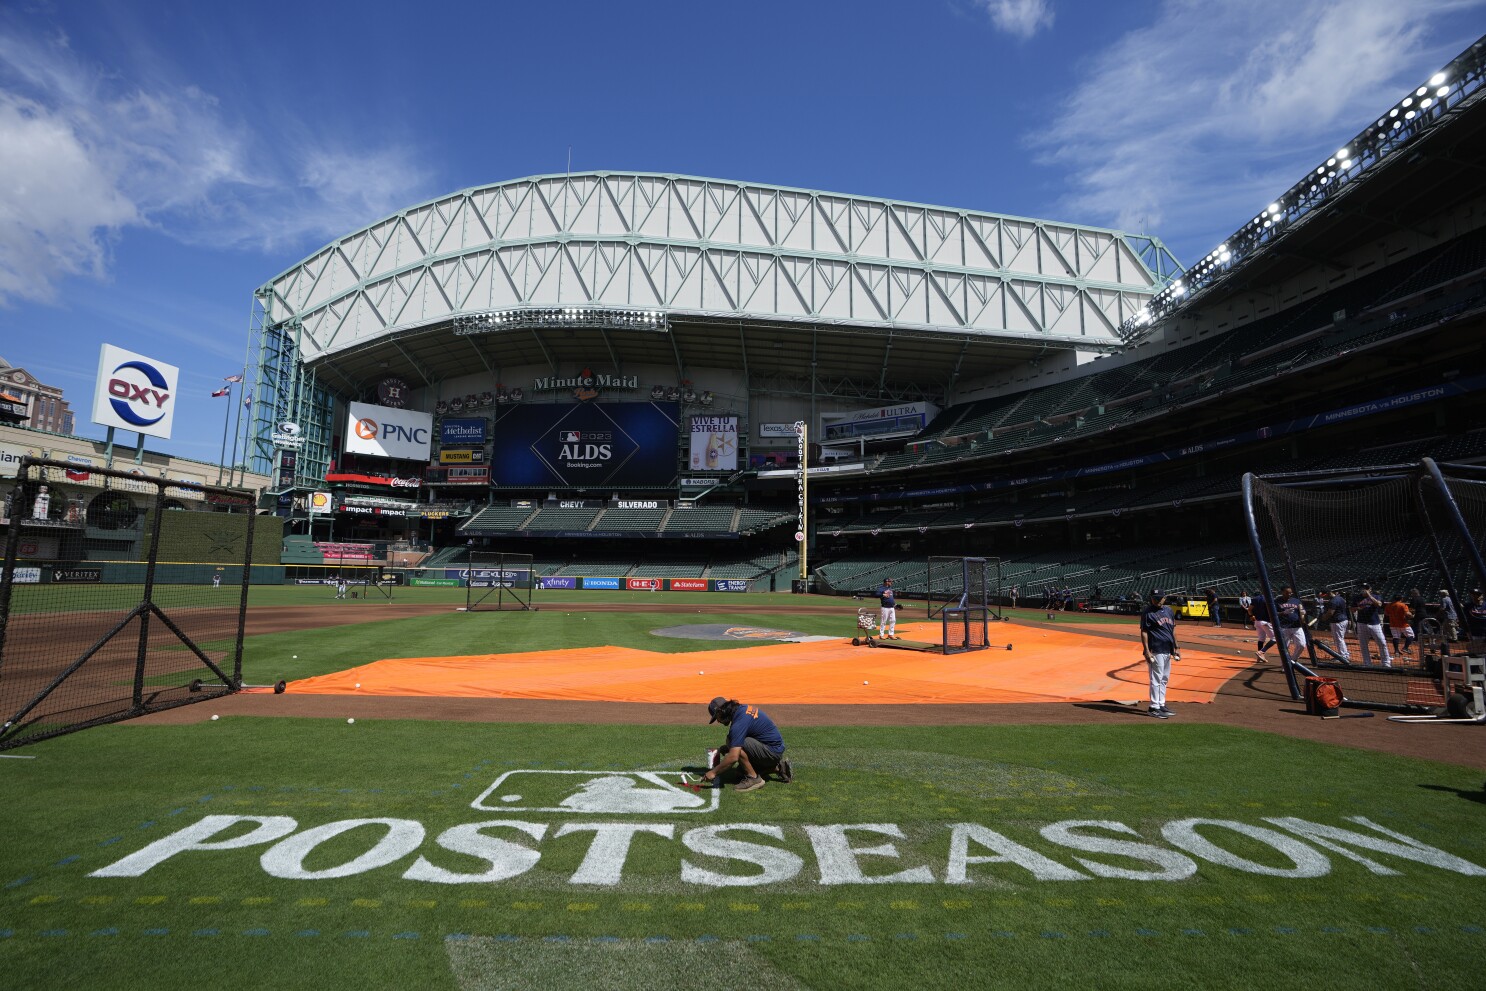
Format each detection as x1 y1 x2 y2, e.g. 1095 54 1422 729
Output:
471 770 720 814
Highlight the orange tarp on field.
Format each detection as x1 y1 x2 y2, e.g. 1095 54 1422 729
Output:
282 621 1249 705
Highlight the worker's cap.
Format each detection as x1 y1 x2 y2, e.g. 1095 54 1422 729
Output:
1148 589 1164 599
707 697 732 724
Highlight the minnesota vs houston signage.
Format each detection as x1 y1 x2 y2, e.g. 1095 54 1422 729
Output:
91 344 179 439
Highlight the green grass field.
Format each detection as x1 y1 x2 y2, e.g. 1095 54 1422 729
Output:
3 717 1485 990
5 590 1484 988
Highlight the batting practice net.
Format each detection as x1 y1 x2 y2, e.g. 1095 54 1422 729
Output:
0 458 256 750
942 606 991 654
1243 459 1486 711
927 555 1001 620
465 551 534 611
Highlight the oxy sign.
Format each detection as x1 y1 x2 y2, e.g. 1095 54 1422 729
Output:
91 344 179 439
345 401 433 461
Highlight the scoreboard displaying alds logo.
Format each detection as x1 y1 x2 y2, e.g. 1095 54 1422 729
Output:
491 402 680 487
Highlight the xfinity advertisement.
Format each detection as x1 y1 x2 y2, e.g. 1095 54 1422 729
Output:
490 402 680 487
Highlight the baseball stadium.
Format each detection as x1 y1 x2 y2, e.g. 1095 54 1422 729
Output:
4 35 1486 991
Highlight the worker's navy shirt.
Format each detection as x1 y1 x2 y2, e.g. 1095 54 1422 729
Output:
726 703 785 755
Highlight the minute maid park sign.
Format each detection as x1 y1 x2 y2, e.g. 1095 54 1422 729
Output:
86 769 1485 887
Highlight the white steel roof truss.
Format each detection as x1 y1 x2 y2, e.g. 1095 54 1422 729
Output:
667 246 704 309
742 187 777 248
702 250 739 311
776 254 812 315
815 196 851 254
888 205 926 262
671 179 707 241
562 242 597 303
851 263 891 322
457 251 495 311
702 183 742 243
594 243 631 305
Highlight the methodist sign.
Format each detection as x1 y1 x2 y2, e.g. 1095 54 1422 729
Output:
91 344 180 440
345 401 433 461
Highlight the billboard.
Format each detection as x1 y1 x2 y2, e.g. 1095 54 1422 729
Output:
489 402 680 488
91 344 180 440
688 415 739 472
440 418 487 446
345 401 433 461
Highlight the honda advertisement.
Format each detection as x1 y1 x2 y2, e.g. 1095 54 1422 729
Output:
345 401 433 461
489 402 679 487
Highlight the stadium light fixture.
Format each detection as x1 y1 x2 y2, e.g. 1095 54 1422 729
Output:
452 307 671 336
1115 39 1485 345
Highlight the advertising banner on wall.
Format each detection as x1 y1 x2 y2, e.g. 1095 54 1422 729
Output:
440 418 487 446
345 401 433 461
688 415 739 472
439 449 486 464
489 402 680 488
91 344 180 440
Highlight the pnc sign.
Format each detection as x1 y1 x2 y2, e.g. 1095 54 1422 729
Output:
344 401 433 461
91 344 180 439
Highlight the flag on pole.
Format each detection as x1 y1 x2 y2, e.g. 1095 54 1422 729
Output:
243 393 252 407
211 387 230 398
224 374 244 383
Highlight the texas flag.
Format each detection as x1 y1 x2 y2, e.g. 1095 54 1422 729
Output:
211 387 230 398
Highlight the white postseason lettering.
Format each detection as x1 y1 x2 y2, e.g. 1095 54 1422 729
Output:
1264 816 1486 877
805 824 934 884
681 824 803 887
1039 820 1197 881
946 822 1087 883
403 821 549 884
261 819 425 880
1161 819 1330 878
89 815 299 878
554 823 674 886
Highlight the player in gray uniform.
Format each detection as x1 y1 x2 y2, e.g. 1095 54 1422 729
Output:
1139 589 1180 719
877 578 898 639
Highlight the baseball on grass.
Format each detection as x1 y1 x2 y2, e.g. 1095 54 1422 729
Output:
210 714 219 721
347 718 355 724
292 654 298 659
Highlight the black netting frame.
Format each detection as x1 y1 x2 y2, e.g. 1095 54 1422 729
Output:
465 551 534 611
943 606 991 654
927 556 1001 620
0 458 255 750
1243 461 1486 711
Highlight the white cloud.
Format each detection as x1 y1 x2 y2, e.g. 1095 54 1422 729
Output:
1029 0 1483 261
977 0 1055 40
0 25 431 305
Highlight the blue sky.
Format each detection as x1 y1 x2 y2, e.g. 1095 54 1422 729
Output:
1 0 1482 464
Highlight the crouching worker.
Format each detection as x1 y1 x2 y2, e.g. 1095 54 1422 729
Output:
701 696 792 792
